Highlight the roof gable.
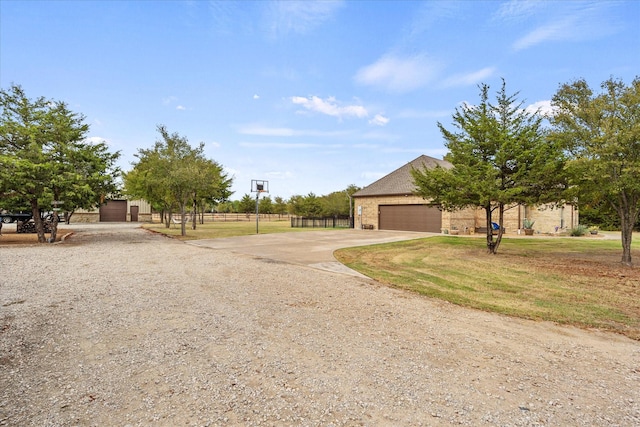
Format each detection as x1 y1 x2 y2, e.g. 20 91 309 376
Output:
353 155 452 197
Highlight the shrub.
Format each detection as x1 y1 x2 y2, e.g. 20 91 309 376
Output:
570 224 589 236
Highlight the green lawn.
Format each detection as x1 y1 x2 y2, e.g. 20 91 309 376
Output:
143 219 340 240
335 235 640 340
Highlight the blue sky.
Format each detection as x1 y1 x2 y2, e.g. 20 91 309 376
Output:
1 1 638 200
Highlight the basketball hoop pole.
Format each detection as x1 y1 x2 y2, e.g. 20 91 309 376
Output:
251 180 268 234
255 190 259 234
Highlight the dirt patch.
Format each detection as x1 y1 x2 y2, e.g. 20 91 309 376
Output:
0 227 73 244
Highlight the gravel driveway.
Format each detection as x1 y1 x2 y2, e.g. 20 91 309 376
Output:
1 223 638 426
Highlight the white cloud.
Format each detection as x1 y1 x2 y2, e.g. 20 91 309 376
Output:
511 2 621 51
290 96 368 119
354 54 441 93
525 100 555 117
223 166 238 177
494 0 543 22
513 18 574 51
368 114 389 126
458 99 556 119
253 94 260 100
441 67 496 88
459 100 476 111
266 0 344 37
163 96 187 110
84 136 106 145
409 1 460 37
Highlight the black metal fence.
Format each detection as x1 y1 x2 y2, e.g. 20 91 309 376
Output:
291 216 353 229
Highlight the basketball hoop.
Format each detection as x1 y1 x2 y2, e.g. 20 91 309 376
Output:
251 179 269 194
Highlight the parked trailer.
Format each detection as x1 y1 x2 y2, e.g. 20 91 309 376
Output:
0 211 33 224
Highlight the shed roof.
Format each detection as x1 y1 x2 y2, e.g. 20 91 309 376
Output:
353 155 452 197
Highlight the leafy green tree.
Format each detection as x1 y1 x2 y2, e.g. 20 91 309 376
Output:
273 196 288 216
551 76 640 266
320 184 360 217
321 191 348 217
238 194 256 213
345 184 360 218
0 84 120 242
412 80 567 254
287 194 305 216
576 201 636 231
258 195 273 214
124 125 231 236
123 143 172 223
214 201 231 213
190 156 232 229
302 193 322 217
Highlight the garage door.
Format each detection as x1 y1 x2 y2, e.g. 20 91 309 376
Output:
100 200 127 222
378 204 441 232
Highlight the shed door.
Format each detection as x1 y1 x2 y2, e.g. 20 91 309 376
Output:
379 204 441 232
100 200 127 222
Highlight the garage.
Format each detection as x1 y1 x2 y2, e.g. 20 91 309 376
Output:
99 200 127 222
352 155 452 232
379 204 442 232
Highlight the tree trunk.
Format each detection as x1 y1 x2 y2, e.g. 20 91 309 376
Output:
180 203 187 236
31 201 46 243
192 197 197 230
494 204 505 253
485 206 496 254
49 212 59 243
619 207 634 266
485 203 505 255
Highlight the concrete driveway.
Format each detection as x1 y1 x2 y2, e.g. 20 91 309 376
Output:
186 229 434 276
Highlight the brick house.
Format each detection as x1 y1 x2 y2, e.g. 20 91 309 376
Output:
352 155 578 234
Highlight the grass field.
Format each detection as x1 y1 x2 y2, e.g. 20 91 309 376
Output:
143 219 337 240
335 235 640 340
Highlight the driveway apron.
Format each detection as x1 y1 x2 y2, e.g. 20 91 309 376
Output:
186 229 432 276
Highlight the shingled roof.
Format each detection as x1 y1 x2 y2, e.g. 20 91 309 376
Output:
353 155 452 197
